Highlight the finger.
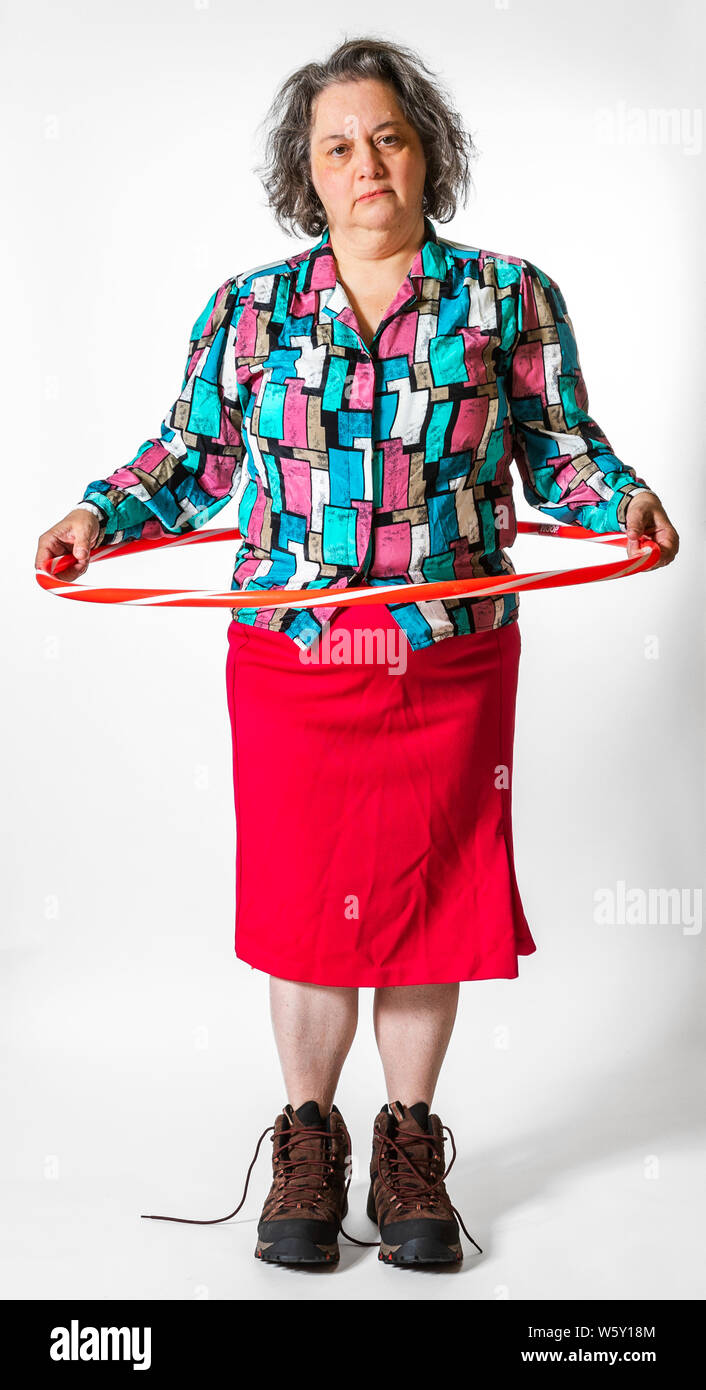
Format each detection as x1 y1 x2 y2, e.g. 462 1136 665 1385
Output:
36 542 87 582
627 529 666 569
625 529 647 560
648 524 679 566
71 550 92 576
35 538 68 574
653 523 679 545
57 550 89 580
40 529 94 579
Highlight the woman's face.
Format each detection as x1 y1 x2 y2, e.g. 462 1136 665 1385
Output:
309 78 427 240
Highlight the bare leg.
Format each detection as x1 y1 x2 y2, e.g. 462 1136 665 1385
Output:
269 976 359 1115
372 983 460 1107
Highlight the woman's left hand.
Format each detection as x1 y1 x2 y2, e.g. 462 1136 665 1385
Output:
624 491 680 569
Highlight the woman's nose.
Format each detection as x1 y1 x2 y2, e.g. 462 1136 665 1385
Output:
353 144 386 178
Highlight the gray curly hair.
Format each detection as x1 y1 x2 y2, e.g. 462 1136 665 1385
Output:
253 34 479 238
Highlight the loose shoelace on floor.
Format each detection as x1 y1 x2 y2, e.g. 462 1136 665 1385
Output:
140 1121 377 1247
140 1119 482 1254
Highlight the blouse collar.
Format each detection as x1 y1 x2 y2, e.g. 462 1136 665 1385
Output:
298 213 452 296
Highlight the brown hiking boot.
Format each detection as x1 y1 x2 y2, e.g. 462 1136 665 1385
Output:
366 1100 483 1266
255 1100 351 1265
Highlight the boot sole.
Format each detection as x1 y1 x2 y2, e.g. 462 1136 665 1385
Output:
255 1236 339 1265
379 1235 463 1266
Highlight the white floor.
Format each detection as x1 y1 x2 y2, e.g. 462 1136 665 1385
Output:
2 1083 703 1301
4 925 705 1302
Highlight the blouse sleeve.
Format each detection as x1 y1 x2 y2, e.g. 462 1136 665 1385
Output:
76 276 246 548
506 260 653 534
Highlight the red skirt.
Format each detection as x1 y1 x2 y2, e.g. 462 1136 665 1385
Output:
224 603 537 987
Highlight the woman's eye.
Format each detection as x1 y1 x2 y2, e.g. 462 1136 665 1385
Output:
329 135 400 156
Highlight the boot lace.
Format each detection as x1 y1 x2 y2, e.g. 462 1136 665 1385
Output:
140 1118 482 1254
139 1120 377 1247
266 1124 340 1214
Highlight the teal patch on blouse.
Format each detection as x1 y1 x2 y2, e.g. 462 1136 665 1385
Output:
188 377 222 437
429 334 467 387
322 356 348 412
425 399 454 461
190 290 218 343
258 380 286 439
322 504 358 565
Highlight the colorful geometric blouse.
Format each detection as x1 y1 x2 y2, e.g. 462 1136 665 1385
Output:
77 215 653 652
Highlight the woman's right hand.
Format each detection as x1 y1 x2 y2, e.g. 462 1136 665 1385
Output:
34 508 102 583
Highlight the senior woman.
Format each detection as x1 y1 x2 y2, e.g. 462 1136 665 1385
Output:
36 36 678 1271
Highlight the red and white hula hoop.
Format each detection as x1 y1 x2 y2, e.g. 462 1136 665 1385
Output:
35 520 661 611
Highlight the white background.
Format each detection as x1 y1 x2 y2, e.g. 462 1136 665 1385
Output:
2 0 704 1301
